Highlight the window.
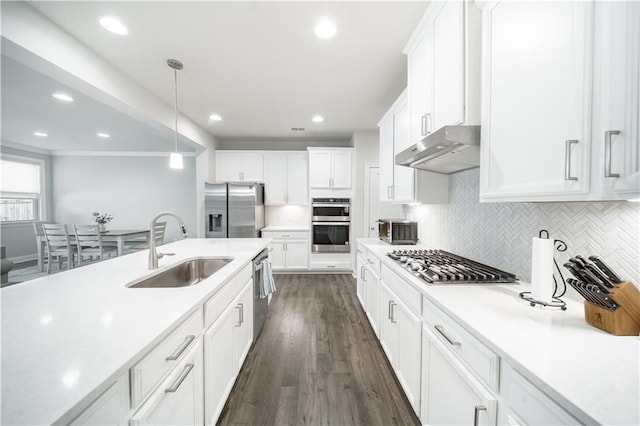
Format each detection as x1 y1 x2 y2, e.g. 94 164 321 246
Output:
0 158 43 222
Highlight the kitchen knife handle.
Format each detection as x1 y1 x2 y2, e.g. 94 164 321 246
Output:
588 256 623 284
434 325 461 346
604 130 621 178
474 405 487 426
564 140 579 181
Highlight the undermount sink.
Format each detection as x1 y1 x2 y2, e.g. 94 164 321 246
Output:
127 257 234 288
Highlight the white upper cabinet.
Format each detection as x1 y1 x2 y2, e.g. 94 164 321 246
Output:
264 152 308 205
405 0 480 143
479 1 639 202
378 90 450 205
308 148 353 190
591 1 640 199
216 151 264 182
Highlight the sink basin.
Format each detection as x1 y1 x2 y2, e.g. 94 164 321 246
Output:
127 257 234 288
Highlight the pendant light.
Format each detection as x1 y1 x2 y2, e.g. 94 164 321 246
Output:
167 58 184 169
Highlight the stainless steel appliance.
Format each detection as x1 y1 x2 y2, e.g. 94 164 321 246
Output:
311 197 351 253
378 219 418 245
204 182 265 238
252 248 269 341
395 125 481 174
388 249 517 284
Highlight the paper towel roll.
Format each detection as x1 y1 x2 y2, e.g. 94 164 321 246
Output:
531 237 554 303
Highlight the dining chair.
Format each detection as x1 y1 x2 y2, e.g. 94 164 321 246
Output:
32 221 49 272
127 221 166 252
42 223 77 273
74 224 118 266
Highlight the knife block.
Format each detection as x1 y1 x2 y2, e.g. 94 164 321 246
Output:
583 281 640 336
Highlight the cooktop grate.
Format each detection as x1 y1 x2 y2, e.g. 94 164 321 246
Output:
387 249 518 285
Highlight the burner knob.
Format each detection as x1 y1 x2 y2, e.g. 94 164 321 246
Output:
410 261 422 271
399 256 408 263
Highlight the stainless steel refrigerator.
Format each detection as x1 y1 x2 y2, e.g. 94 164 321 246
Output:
204 182 265 238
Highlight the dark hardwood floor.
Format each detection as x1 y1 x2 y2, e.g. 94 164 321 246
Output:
217 274 421 426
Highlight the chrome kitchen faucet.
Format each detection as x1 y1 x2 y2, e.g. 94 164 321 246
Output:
148 212 189 269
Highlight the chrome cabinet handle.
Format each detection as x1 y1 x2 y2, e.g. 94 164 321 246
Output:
359 266 365 279
240 303 244 324
564 140 579 181
281 234 290 238
473 405 487 426
388 300 393 319
605 130 621 178
390 302 397 323
387 185 392 199
165 363 194 393
434 325 461 346
235 303 243 326
367 259 374 265
425 113 432 135
165 335 195 361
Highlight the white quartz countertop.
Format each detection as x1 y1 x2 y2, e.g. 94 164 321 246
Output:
261 226 309 231
1 238 269 425
359 239 640 425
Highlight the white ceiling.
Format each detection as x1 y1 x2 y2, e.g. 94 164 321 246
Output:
4 1 427 151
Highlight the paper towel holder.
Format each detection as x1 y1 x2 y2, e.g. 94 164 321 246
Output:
519 229 568 310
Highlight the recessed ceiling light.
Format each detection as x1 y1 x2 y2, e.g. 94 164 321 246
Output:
97 132 110 139
209 114 222 121
33 132 48 137
312 115 324 123
99 16 128 36
52 92 74 102
314 19 337 39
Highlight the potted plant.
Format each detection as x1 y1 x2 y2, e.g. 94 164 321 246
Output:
92 212 113 233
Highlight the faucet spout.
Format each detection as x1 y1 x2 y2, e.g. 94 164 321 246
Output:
148 212 189 269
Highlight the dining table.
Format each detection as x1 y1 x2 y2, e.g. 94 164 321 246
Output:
37 229 150 272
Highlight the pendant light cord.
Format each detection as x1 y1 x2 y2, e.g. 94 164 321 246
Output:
173 68 178 153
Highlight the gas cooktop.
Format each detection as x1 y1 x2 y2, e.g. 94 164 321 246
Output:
387 249 518 285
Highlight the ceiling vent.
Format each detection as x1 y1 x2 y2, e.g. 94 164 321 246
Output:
290 127 306 132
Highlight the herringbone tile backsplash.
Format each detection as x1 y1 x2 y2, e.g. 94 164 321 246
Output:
405 169 640 288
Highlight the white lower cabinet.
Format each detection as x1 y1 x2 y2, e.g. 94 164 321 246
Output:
365 262 380 338
422 325 497 425
379 281 422 414
499 363 579 426
71 375 129 425
262 231 309 271
204 280 253 425
356 252 367 308
129 340 204 426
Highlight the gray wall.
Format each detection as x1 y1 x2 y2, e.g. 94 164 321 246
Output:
52 155 197 243
405 168 640 286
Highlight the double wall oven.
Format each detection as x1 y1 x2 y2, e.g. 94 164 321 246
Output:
311 198 350 253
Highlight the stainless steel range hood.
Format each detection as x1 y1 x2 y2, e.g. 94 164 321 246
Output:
395 125 481 174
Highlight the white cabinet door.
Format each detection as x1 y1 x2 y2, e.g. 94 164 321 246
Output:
286 153 309 204
285 239 309 270
130 340 204 426
592 1 640 199
264 153 287 204
378 112 395 203
71 376 129 425
424 329 497 426
408 30 431 143
393 97 416 203
480 1 592 201
217 152 243 182
234 281 254 373
431 0 464 130
241 153 264 182
379 282 398 365
308 151 332 188
331 151 352 189
356 254 367 308
365 267 380 338
204 306 236 425
268 241 286 270
396 297 422 413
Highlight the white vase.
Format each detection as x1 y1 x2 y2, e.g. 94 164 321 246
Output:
98 224 107 233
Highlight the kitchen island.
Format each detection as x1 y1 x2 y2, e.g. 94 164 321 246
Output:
1 238 269 425
358 239 639 425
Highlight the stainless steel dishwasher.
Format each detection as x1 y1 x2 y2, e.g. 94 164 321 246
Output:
252 248 269 341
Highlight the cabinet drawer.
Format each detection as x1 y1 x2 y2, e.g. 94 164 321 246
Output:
365 251 381 275
262 231 308 239
381 264 421 314
130 309 203 408
422 296 499 392
502 363 579 425
204 263 252 329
